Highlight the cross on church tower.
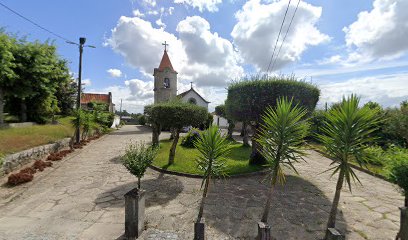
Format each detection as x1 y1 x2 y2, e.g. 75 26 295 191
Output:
162 41 169 51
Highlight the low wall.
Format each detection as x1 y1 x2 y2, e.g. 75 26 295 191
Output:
1 138 71 177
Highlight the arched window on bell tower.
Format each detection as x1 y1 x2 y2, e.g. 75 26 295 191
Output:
164 78 170 88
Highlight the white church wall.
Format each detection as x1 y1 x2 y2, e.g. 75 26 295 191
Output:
180 91 208 110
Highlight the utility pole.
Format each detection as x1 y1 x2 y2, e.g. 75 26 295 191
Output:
67 37 96 144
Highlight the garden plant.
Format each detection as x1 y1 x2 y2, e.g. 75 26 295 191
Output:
193 125 232 238
225 75 319 164
147 100 207 165
256 98 309 227
121 142 157 189
317 95 380 239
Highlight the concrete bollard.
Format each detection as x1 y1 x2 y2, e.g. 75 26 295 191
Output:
326 228 345 240
124 188 145 240
194 218 205 240
257 222 271 240
397 207 408 240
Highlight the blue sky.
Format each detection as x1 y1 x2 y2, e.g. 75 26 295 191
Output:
1 0 407 113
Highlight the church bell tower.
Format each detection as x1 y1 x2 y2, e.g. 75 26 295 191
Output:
153 41 178 104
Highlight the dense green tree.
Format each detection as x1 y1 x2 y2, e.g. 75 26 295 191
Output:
148 100 207 165
0 32 17 124
383 102 408 147
225 75 320 164
318 95 380 239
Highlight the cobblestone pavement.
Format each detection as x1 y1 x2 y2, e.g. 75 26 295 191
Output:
0 125 404 240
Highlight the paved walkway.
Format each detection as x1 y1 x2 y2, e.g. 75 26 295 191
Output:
0 125 404 240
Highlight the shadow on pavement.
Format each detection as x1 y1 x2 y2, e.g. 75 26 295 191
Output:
204 174 347 239
94 175 184 209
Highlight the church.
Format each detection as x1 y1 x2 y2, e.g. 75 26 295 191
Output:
153 42 209 110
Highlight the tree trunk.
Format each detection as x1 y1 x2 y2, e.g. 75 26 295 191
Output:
152 123 160 146
0 87 4 125
261 160 279 223
250 123 266 164
242 122 250 147
227 120 235 139
168 129 180 165
325 167 345 239
138 177 141 190
20 99 27 122
197 176 210 223
240 122 246 136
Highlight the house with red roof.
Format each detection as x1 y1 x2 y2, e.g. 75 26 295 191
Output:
80 92 115 113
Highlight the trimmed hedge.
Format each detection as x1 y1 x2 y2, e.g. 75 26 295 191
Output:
225 76 320 122
147 101 208 130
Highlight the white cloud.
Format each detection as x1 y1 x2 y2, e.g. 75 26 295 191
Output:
107 68 123 78
82 79 92 86
318 73 408 108
343 0 408 62
169 7 175 15
155 18 166 28
142 0 156 7
231 0 329 71
174 0 222 12
132 9 145 17
125 79 154 100
107 15 243 88
147 10 159 15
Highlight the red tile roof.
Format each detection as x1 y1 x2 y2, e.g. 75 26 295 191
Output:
158 50 176 72
81 93 110 104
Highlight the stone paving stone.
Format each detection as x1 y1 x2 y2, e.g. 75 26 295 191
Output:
0 126 404 240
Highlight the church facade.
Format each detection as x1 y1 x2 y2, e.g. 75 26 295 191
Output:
153 45 209 110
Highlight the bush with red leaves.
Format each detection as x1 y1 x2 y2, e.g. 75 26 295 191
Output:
19 167 36 175
8 172 34 185
32 160 52 171
47 149 74 161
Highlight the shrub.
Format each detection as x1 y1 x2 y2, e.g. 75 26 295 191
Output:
181 128 201 148
138 114 146 125
122 142 157 189
32 160 52 171
19 167 36 175
8 172 33 185
387 155 408 207
363 146 385 166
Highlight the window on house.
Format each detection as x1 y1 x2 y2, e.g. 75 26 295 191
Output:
164 78 170 88
188 97 197 105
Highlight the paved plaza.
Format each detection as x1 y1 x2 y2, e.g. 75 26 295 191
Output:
0 125 404 239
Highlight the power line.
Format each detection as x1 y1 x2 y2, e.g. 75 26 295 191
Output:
270 0 301 72
265 0 292 74
0 1 72 42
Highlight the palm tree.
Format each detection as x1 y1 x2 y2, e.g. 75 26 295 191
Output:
256 98 309 223
318 95 379 239
194 125 233 224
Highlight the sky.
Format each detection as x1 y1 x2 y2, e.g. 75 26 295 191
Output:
1 0 407 113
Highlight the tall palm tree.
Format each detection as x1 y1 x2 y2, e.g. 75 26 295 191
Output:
257 98 309 223
194 125 233 223
318 95 379 239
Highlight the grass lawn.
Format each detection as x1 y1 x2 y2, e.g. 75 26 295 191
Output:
0 116 74 156
153 139 264 175
307 142 387 177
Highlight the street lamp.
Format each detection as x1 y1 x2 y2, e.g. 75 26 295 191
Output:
67 37 96 144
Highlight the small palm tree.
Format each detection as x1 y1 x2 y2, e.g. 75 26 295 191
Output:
71 109 84 140
256 98 309 223
318 95 379 239
194 125 233 223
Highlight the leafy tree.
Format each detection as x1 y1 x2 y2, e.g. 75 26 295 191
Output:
122 142 157 189
364 101 382 111
383 102 408 147
215 104 235 140
194 125 232 224
318 95 380 239
148 100 207 164
256 98 309 223
388 158 408 207
0 32 17 124
225 75 319 164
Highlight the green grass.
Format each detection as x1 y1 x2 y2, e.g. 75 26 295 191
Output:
152 139 264 175
0 116 74 155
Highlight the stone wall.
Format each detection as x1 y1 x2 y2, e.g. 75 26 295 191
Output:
0 138 71 177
